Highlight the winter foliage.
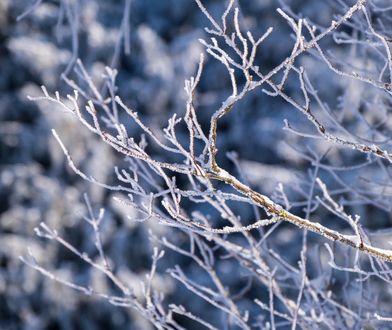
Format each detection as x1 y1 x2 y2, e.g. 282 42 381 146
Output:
2 0 392 329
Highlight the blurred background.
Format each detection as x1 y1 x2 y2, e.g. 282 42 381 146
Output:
1 0 391 329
